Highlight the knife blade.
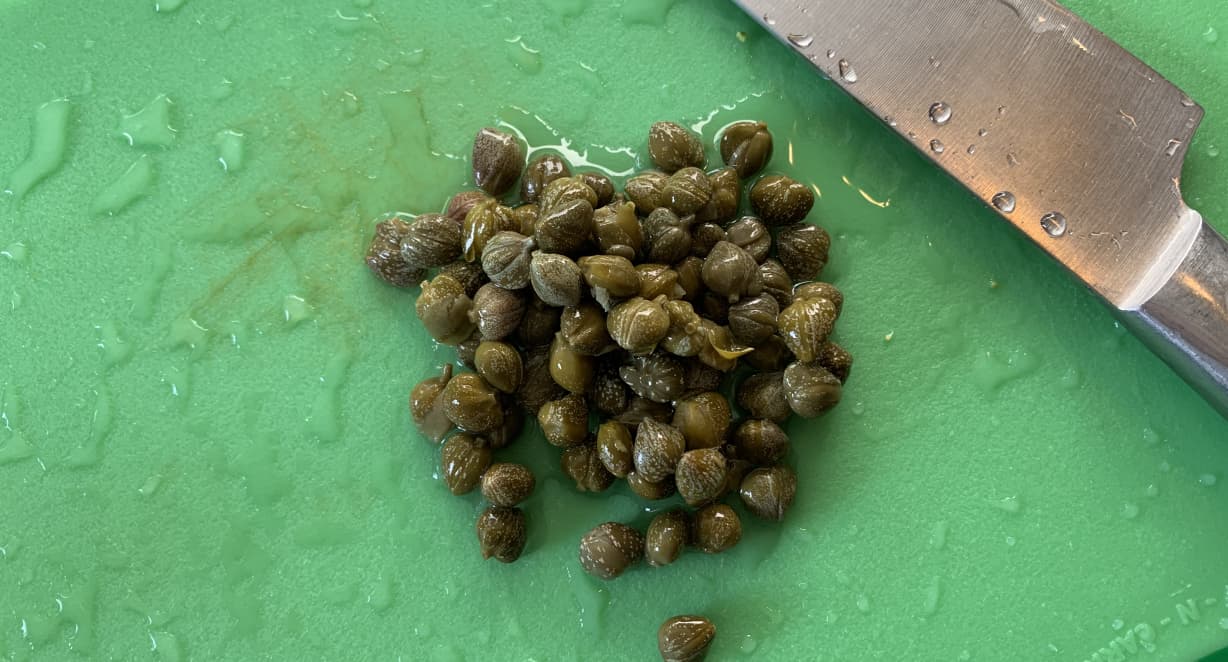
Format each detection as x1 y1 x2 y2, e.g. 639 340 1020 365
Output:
737 0 1228 417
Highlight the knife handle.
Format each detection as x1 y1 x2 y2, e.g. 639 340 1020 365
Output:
1125 219 1228 417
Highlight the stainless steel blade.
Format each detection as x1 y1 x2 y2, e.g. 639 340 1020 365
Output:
735 0 1205 309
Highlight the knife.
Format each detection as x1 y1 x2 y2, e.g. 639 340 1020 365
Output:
736 0 1228 417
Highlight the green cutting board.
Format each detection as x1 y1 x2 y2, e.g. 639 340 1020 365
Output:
1 0 1226 660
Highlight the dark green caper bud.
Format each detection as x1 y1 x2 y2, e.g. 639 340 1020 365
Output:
695 167 740 224
658 614 717 662
530 252 583 307
549 332 595 393
441 372 503 433
615 396 675 432
560 302 615 356
674 256 706 302
455 331 481 369
684 362 723 396
696 320 754 373
624 171 668 214
793 281 844 316
778 297 838 363
725 216 771 264
513 294 561 347
486 405 524 450
538 393 589 448
817 341 853 383
579 522 644 580
415 274 477 345
645 510 691 567
439 259 488 298
474 341 524 394
648 121 706 173
365 217 425 287
663 167 712 216
720 120 774 177
590 365 630 417
472 127 524 196
462 201 518 262
562 442 616 492
400 213 463 268
578 254 641 298
620 352 686 403
410 364 453 444
593 201 644 259
637 264 685 301
758 258 794 309
538 175 598 212
739 465 797 521
471 283 525 340
480 231 535 290
675 448 728 507
535 199 594 256
607 297 670 355
579 172 615 207
750 174 814 226
782 361 843 417
633 418 686 483
627 471 677 500
481 462 536 506
745 334 794 371
672 392 731 450
728 295 779 346
512 203 540 236
521 154 572 204
445 190 492 223
596 420 635 477
441 432 491 495
644 208 695 265
777 223 831 281
515 346 565 413
660 299 705 357
693 503 742 554
691 222 727 258
732 419 790 465
735 371 790 423
701 241 762 300
476 505 527 563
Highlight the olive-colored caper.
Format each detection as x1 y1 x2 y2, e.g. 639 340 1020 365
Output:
537 392 589 448
625 171 669 214
658 614 717 662
777 222 831 281
590 358 630 416
579 521 644 580
515 345 565 413
817 341 853 383
476 505 527 563
534 198 594 257
596 420 635 477
660 299 705 358
486 405 524 450
513 294 561 347
644 208 695 265
537 175 598 212
512 203 540 236
455 331 481 369
627 471 677 500
615 396 675 431
441 372 503 433
695 320 753 373
410 364 453 443
725 216 771 264
593 201 644 259
782 361 843 417
778 296 838 363
684 361 723 396
530 252 583 308
637 264 685 301
472 127 524 196
735 371 791 423
758 258 794 309
462 201 520 262
607 297 670 355
674 256 706 302
481 462 536 506
701 241 762 300
445 190 492 223
474 341 524 394
739 465 797 521
619 352 686 404
557 302 614 356
672 392 731 450
562 442 616 492
744 334 794 371
441 432 492 495
648 121 706 173
470 283 525 340
691 222 727 258
732 418 790 465
645 509 691 567
401 212 464 268
579 172 615 207
365 217 425 287
675 448 728 507
728 295 779 346
439 259 488 298
695 167 740 224
416 273 477 345
549 332 595 393
663 167 712 216
480 230 535 290
792 281 844 316
693 503 742 554
578 254 641 298
720 120 774 177
749 174 814 226
633 418 686 483
521 154 572 204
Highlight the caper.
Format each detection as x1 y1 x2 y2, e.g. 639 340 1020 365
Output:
792 281 844 316
562 442 616 492
445 190 492 223
579 172 616 207
537 393 589 448
441 432 492 495
692 503 742 554
439 259 488 298
690 222 727 258
615 396 675 432
470 283 525 340
538 175 598 212
593 201 644 259
637 264 684 301
521 154 572 204
695 320 753 373
660 299 705 357
645 510 691 567
758 258 794 309
534 199 594 256
475 505 527 563
735 371 790 423
512 203 540 236
486 405 524 450
675 448 728 507
441 372 503 433
530 252 583 307
674 256 706 302
739 465 797 521
400 212 464 268
732 418 790 465
558 302 615 356
695 167 740 224
480 230 535 290
778 296 837 363
515 345 565 413
725 216 771 264
578 254 641 298
462 201 519 262
409 364 453 443
589 355 630 416
549 332 595 394
749 174 814 226
683 361 723 396
513 294 561 347
578 522 644 580
782 361 843 417
596 420 635 477
644 208 695 265
701 241 762 300
474 341 524 394
455 332 481 369
633 418 686 483
777 222 831 281
625 170 668 214
728 295 779 346
472 127 524 196
672 391 731 450
744 333 794 371
481 462 536 507
658 614 717 662
415 273 477 345
720 120 774 177
817 341 853 383
619 352 686 404
648 121 706 173
663 167 712 216
627 471 677 501
607 297 670 355
365 217 425 287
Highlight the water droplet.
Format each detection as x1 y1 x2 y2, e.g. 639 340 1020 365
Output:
1203 26 1219 43
998 105 1007 116
978 128 989 137
1005 535 1017 546
505 36 542 74
1199 473 1218 487
837 59 858 82
922 577 942 616
1 241 28 263
884 116 897 127
762 13 776 25
93 154 155 215
1121 502 1140 520
966 144 977 155
958 651 971 661
215 129 246 173
929 139 945 154
1145 483 1160 498
928 56 941 68
851 401 865 415
1207 144 1220 158
1007 152 1020 167
930 520 949 549
826 48 836 59
928 101 952 125
1159 460 1171 473
3 98 72 200
1165 139 1182 156
994 495 1022 513
1219 617 1228 630
1040 211 1068 237
991 191 1017 213
787 33 814 48
284 295 312 324
138 474 163 496
155 0 186 12
855 594 871 612
739 634 758 653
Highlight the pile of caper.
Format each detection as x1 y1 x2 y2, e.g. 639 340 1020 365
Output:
367 120 851 581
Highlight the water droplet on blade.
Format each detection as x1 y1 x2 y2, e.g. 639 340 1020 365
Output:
787 33 814 48
1165 139 1182 156
978 128 989 137
837 59 857 82
929 139 945 154
991 191 1016 213
1040 211 1067 237
966 144 976 155
928 101 952 125
826 48 835 59
1180 95 1196 107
